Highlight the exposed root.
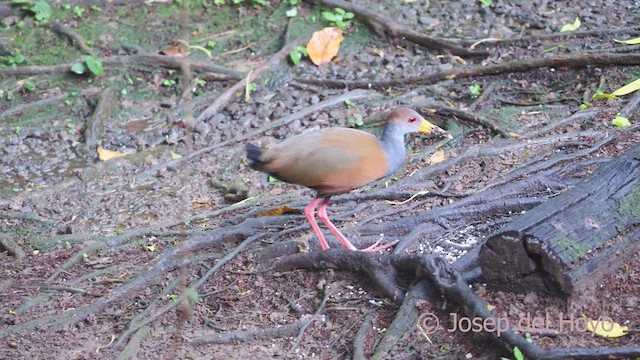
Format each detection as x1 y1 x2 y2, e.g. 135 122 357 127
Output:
304 0 488 57
294 53 640 89
45 21 96 56
189 321 305 346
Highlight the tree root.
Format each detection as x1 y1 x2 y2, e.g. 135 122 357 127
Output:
304 0 488 57
294 53 640 89
0 54 243 78
45 21 96 56
273 250 640 359
371 281 429 359
352 310 375 360
190 321 305 346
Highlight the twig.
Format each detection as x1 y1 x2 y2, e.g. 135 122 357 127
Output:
420 103 512 138
212 43 255 58
45 21 96 56
304 0 487 57
294 53 640 89
114 233 268 347
196 37 305 123
43 285 102 297
457 25 640 48
290 284 333 350
520 108 610 139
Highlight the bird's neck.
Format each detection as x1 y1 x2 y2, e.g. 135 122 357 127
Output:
380 124 407 176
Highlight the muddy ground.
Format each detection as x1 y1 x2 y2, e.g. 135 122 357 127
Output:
1 0 639 359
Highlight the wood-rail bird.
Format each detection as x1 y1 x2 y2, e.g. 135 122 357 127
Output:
246 107 446 251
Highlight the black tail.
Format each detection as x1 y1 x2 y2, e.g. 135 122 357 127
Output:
246 143 263 167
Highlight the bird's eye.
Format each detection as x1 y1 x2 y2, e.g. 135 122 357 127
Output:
408 117 418 123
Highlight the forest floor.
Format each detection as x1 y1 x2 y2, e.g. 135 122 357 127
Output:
0 0 639 359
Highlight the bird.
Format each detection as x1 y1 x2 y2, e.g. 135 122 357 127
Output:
246 107 446 252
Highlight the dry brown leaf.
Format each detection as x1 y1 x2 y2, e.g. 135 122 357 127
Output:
193 201 213 209
258 206 302 217
428 148 446 165
306 27 344 66
97 147 132 161
159 45 187 57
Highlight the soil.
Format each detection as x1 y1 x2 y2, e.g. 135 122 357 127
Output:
1 0 639 359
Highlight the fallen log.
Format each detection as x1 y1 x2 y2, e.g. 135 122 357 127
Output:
479 144 640 296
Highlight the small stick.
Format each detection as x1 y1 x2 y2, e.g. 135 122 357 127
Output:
195 37 305 123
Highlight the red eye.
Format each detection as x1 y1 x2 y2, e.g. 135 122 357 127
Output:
408 117 418 123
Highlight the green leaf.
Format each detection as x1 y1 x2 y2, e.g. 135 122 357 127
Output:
32 1 52 23
184 288 200 303
23 79 36 91
592 88 616 100
479 0 493 5
469 83 481 98
613 37 640 45
170 151 182 160
560 17 581 32
286 7 297 17
70 62 86 74
83 56 104 75
513 346 524 360
612 114 631 127
289 49 302 65
322 11 337 21
343 12 354 19
335 7 345 15
611 78 640 96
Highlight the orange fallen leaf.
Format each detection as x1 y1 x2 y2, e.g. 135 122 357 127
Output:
159 45 187 57
97 147 133 161
306 27 344 66
193 201 213 209
258 206 302 217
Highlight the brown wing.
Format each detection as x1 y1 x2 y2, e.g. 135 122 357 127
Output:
256 128 389 195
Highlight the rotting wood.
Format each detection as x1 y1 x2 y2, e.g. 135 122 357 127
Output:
479 144 640 296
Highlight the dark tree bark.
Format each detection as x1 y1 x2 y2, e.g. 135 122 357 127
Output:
479 144 640 296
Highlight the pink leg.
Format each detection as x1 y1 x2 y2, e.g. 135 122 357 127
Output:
304 198 330 250
316 197 357 250
317 197 398 252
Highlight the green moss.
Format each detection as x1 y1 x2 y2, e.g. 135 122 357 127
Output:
619 185 640 217
1 217 56 252
556 236 588 262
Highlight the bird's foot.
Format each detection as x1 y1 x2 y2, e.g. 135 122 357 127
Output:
359 240 399 252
